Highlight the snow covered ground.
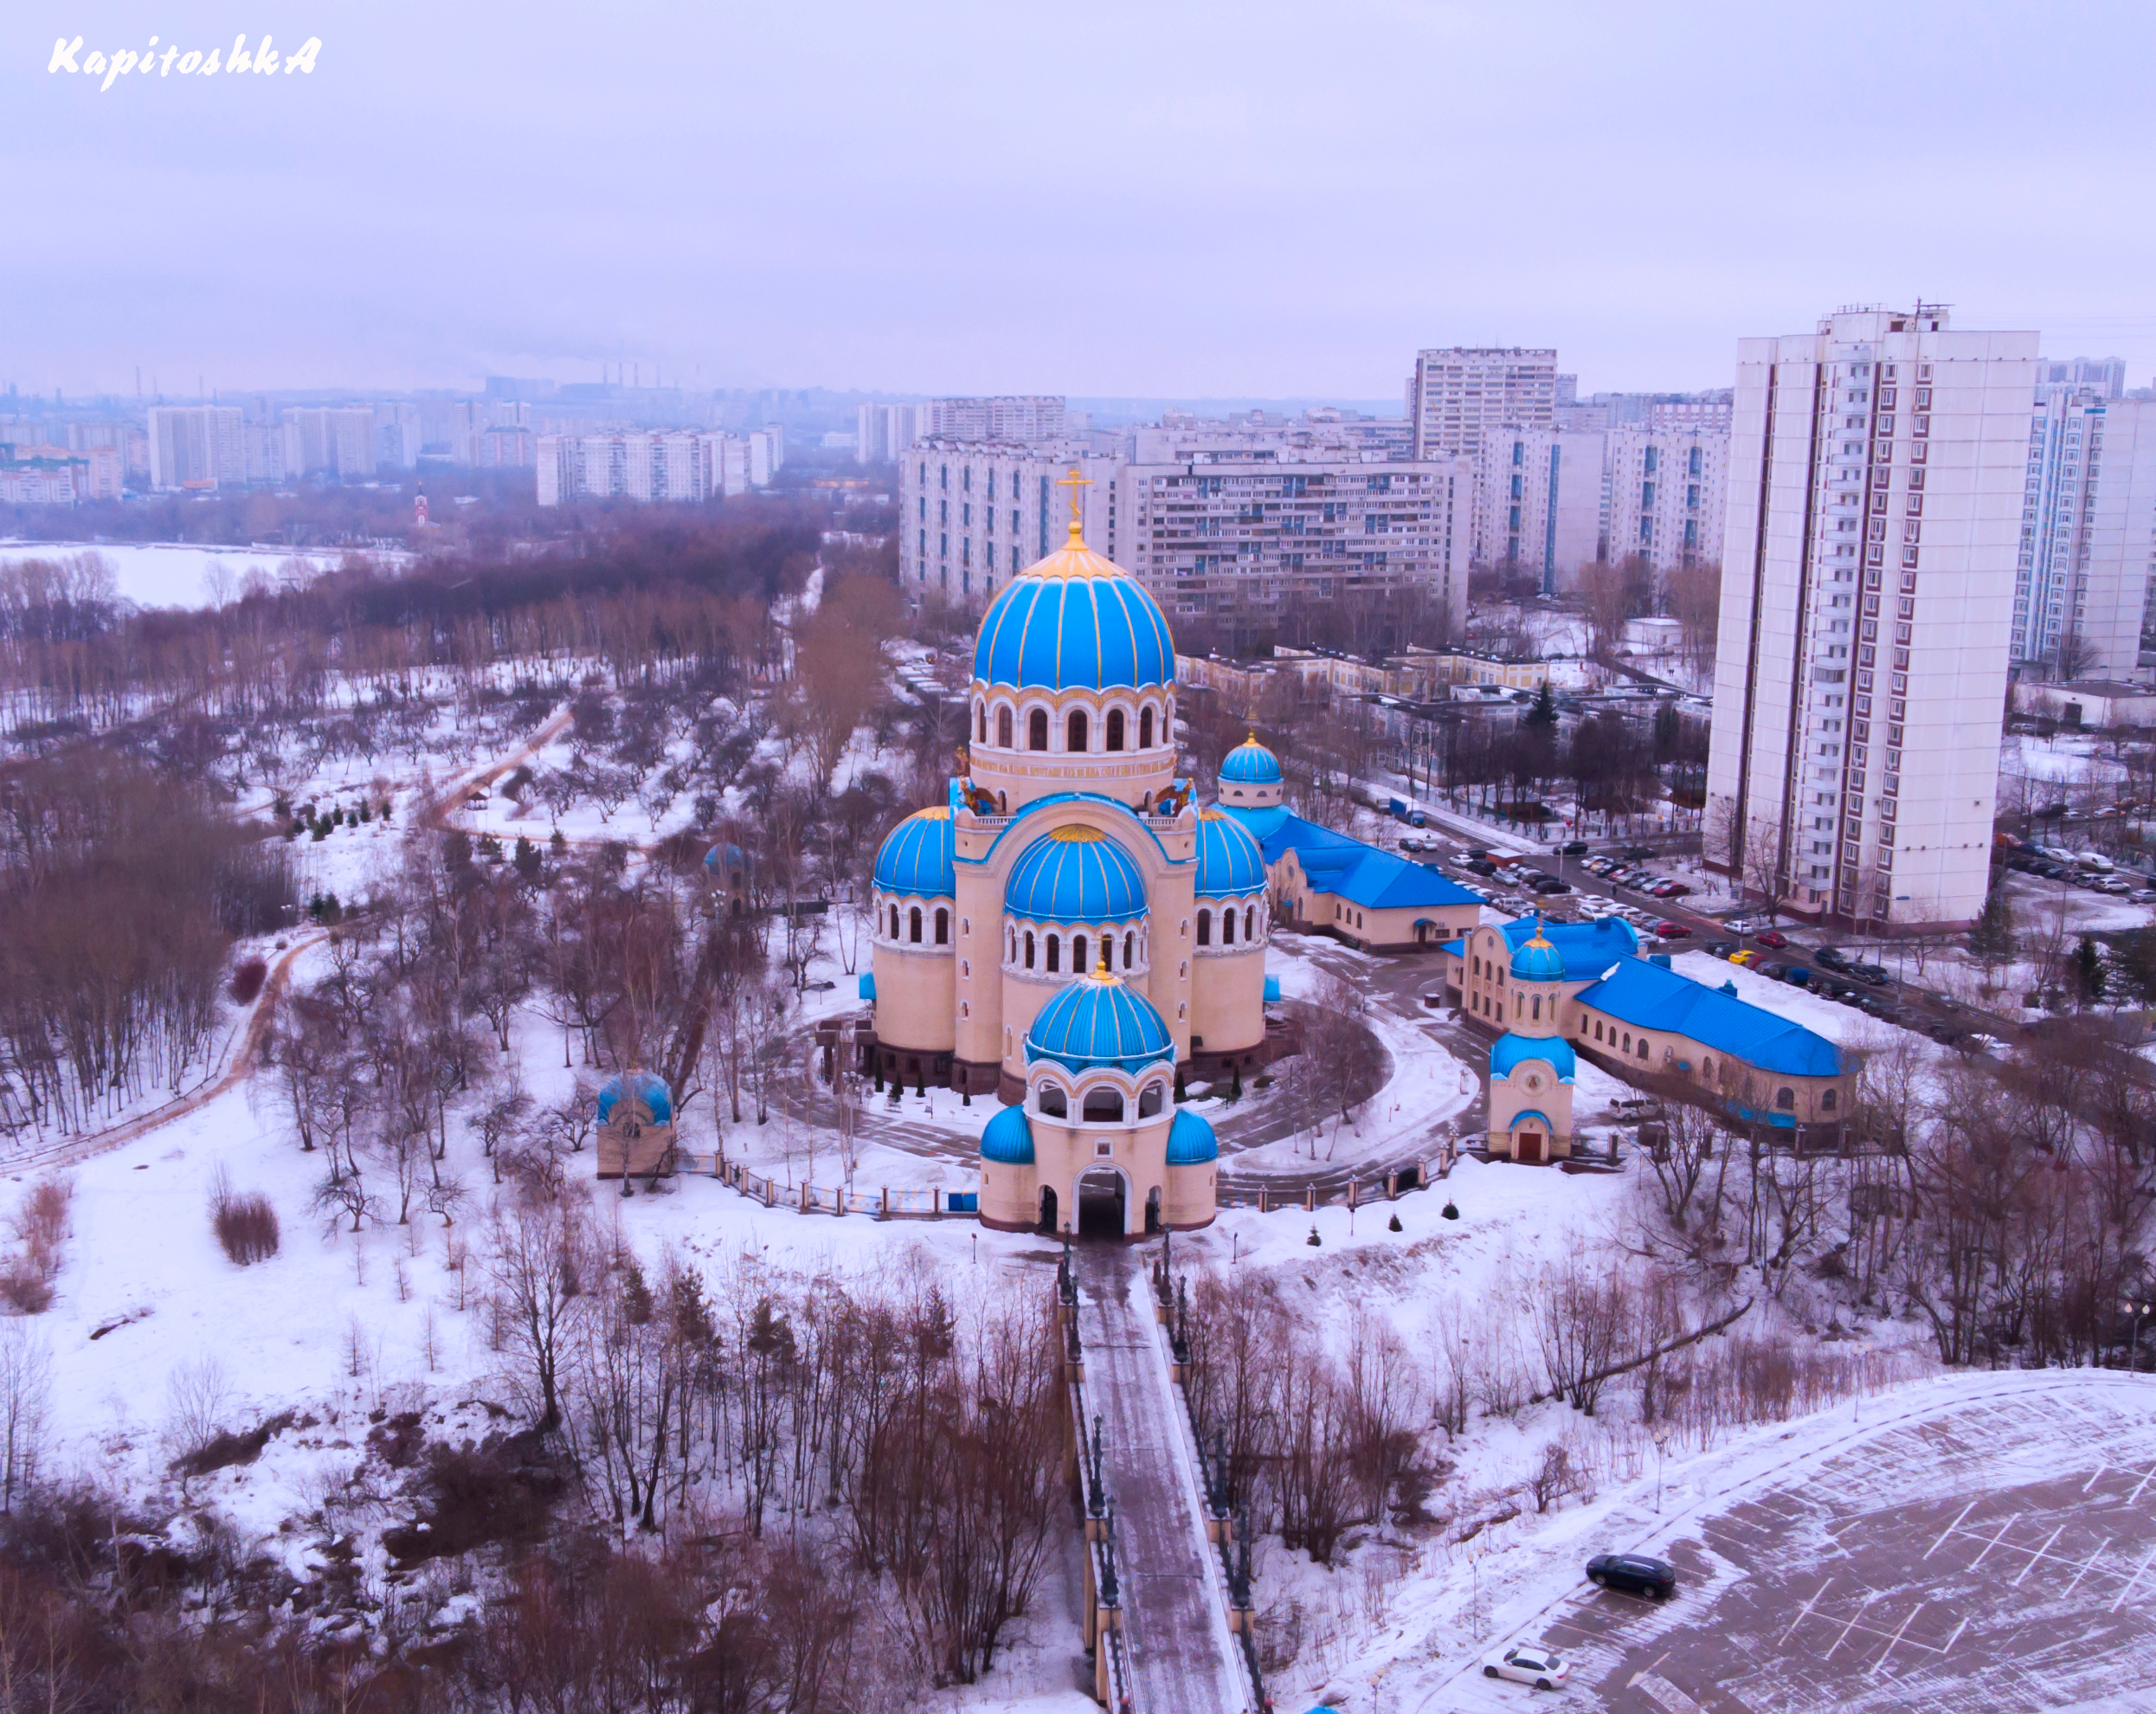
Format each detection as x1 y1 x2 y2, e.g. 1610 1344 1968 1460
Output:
0 539 410 609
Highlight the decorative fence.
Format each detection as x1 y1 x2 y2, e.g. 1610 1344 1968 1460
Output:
714 1160 977 1218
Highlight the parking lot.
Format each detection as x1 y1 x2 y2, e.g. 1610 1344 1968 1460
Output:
1444 1378 2156 1711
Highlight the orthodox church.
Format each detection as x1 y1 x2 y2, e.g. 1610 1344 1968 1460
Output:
865 483 1284 1235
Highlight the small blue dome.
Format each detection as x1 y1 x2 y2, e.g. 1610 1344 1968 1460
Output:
596 1070 673 1126
1490 1033 1576 1083
1165 1108 1218 1165
1006 827 1149 925
1194 809 1267 898
1025 974 1175 1073
973 534 1175 692
1511 926 1565 982
981 1105 1035 1164
874 808 956 897
1218 734 1282 785
702 842 749 882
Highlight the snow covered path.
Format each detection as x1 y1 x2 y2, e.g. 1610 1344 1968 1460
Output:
1075 1246 1251 1714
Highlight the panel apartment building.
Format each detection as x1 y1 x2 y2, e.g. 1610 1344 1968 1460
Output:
2011 389 2156 678
1408 348 1557 460
1704 305 2037 931
147 405 247 490
537 428 781 505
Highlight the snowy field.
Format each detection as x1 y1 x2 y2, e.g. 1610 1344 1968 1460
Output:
0 538 412 609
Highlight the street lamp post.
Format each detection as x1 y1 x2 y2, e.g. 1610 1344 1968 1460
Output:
2128 1299 2154 1373
1653 1429 1670 1514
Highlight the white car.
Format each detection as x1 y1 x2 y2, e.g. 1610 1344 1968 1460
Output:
1483 1645 1573 1690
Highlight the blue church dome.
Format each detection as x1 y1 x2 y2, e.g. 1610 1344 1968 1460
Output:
1490 1033 1576 1083
1194 809 1267 898
1025 974 1175 1074
1510 924 1565 982
596 1070 673 1126
972 527 1175 691
1006 826 1149 924
1165 1108 1219 1165
1218 734 1282 785
873 807 956 897
981 1105 1035 1164
702 842 749 883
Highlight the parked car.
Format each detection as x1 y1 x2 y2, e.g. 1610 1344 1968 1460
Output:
1728 950 1760 966
1706 941 1737 958
1466 860 1497 875
1483 1645 1573 1690
1756 960 1787 978
1586 1553 1677 1600
2078 851 2114 872
1559 840 1590 855
1853 963 1890 985
1654 921 1691 938
1621 846 1657 861
1659 881 1693 898
1754 930 1789 949
1782 965 1814 986
1532 879 1574 895
1815 946 1850 970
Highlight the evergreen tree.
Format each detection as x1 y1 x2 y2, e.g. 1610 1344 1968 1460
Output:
1967 868 2015 970
1525 682 1558 730
2076 935 2106 1006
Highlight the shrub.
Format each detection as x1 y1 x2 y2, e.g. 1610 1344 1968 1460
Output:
228 957 268 1005
2 1178 74 1309
209 1169 280 1266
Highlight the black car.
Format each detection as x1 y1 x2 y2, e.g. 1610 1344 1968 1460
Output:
1466 859 1497 875
1853 963 1890 985
1756 960 1787 979
1559 840 1590 855
1621 846 1656 861
1586 1553 1677 1600
1815 946 1850 970
1705 940 1737 958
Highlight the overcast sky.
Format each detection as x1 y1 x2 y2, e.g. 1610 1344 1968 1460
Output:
9 1 2155 402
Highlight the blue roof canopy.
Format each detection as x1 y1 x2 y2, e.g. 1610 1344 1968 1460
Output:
1575 957 1843 1078
1491 915 1641 976
1217 807 1480 912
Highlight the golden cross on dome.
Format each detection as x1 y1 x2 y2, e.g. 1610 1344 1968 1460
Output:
1056 465 1091 527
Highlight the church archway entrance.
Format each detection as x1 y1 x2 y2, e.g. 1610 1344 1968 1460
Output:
1077 1167 1128 1238
1516 1128 1545 1165
1038 1186 1059 1234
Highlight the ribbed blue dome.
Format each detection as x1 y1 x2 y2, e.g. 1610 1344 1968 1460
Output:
981 1105 1035 1164
1218 735 1282 785
973 546 1175 691
1490 1033 1575 1083
1194 810 1267 899
1511 928 1565 982
1025 975 1175 1073
702 842 749 882
1165 1108 1219 1165
873 808 956 897
596 1070 673 1125
1006 827 1148 924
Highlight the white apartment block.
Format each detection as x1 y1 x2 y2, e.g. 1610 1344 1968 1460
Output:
855 402 921 463
1603 425 1730 573
536 429 774 506
899 441 1116 603
287 408 379 479
924 396 1065 443
2036 357 2127 402
2011 393 2156 677
373 403 421 470
1647 397 1734 434
1705 305 2037 931
1408 348 1557 459
146 406 246 491
1475 428 1605 592
1125 456 1471 635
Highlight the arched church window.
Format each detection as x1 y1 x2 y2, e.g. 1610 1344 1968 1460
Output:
1140 706 1155 750
998 707 1014 748
1106 709 1125 751
1007 927 1016 962
1775 1086 1795 1110
1025 931 1035 968
1068 710 1089 752
1138 1083 1163 1118
1246 906 1257 941
889 905 899 939
1222 910 1235 946
1083 1089 1124 1123
976 702 987 742
1039 1083 1067 1118
1123 931 1135 967
1622 1032 1631 1052
1029 710 1048 751
1821 1088 1837 1112
909 907 923 944
1638 1039 1650 1060
1073 935 1088 975
1046 935 1061 973
934 908 949 945
1196 910 1212 946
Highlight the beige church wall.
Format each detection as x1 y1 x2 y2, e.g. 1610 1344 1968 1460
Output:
1191 944 1265 1054
965 685 1180 814
979 1158 1039 1231
871 941 956 1052
1028 1108 1176 1237
1162 1162 1217 1229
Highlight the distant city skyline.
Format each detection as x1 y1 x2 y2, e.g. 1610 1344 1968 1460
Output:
8 2 2156 398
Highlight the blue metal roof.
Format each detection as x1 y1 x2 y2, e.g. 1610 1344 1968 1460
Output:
1491 1031 1576 1082
1006 827 1149 924
1220 807 1479 912
702 842 749 880
873 807 956 897
596 1070 672 1126
1575 957 1844 1078
1216 802 1295 847
1166 1108 1219 1164
981 1105 1035 1164
1509 1109 1555 1133
1025 974 1175 1073
858 972 875 1000
972 560 1175 691
1194 809 1267 898
1218 735 1282 784
1495 915 1641 976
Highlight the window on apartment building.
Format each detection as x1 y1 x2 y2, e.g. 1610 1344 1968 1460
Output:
939 464 948 489
1644 447 1658 474
1688 446 1702 476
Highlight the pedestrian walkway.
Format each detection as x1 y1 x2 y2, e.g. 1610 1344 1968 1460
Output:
1074 1245 1253 1714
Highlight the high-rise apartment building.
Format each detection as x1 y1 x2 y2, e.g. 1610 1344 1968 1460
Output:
1407 348 1557 460
898 441 1116 603
536 429 769 506
1603 425 1730 574
1475 428 1605 593
286 407 379 479
147 406 246 491
2036 357 2127 402
855 402 921 463
1705 305 2037 930
2011 392 2156 677
924 396 1065 444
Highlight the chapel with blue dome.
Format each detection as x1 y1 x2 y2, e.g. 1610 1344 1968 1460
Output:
1483 920 1577 1163
863 480 1270 1234
595 1068 678 1179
